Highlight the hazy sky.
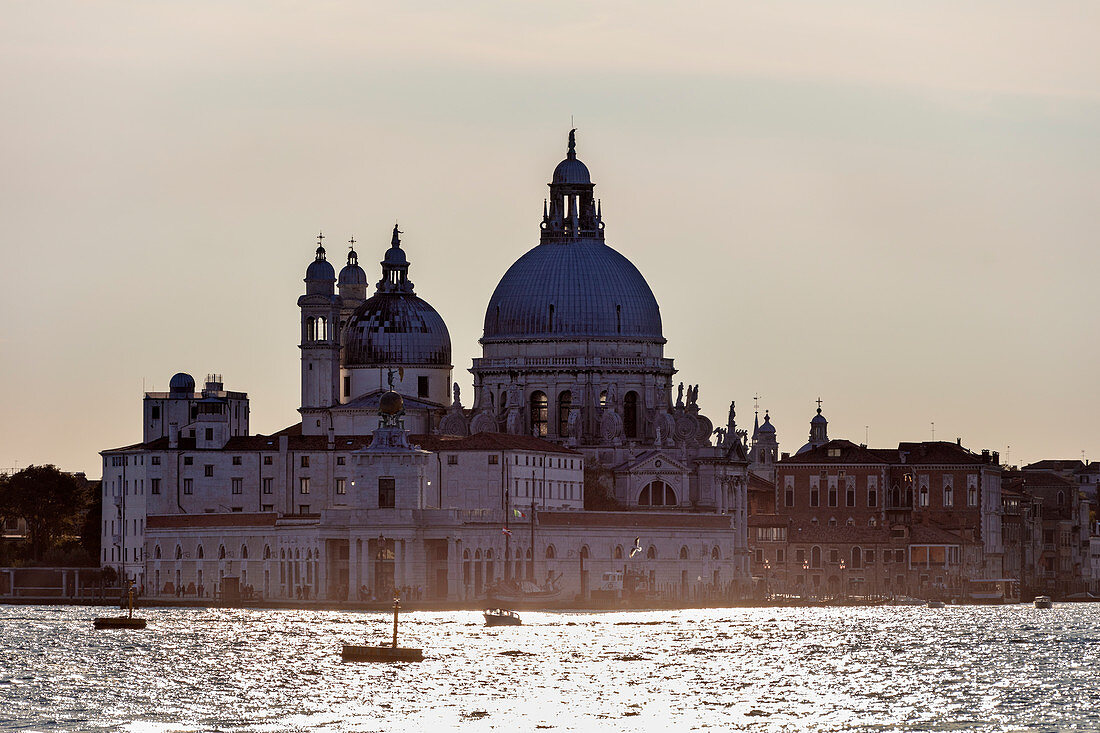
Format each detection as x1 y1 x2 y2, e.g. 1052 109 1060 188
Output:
2 2 1098 476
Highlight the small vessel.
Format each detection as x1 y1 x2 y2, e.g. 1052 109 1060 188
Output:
94 585 147 630
487 573 564 605
1033 595 1053 609
926 600 945 609
484 609 522 626
342 592 423 662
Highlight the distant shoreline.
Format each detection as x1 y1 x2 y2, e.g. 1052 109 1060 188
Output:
0 597 1037 612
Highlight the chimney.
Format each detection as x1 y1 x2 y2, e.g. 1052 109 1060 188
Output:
956 438 962 446
168 421 178 449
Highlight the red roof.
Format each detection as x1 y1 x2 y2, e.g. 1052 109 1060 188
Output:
539 511 732 530
147 513 278 529
108 425 579 456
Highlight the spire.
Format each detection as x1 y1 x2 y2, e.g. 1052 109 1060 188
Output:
347 236 358 265
315 230 327 260
567 128 576 160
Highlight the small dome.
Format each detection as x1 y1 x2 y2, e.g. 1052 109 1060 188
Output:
344 294 451 367
339 262 367 286
383 244 408 266
379 390 404 415
169 372 195 395
552 157 591 185
811 408 827 425
306 258 335 282
759 413 776 434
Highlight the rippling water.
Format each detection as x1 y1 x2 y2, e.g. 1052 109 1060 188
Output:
1 603 1098 732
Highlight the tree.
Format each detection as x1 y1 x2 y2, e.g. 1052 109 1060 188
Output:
0 465 88 562
583 460 623 511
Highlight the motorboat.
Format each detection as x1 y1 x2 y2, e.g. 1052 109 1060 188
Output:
484 609 522 626
926 600 945 609
1033 595 1053 609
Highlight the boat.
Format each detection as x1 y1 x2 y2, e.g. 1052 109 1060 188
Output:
926 600 945 609
342 592 423 662
486 572 564 605
94 585 146 630
484 609 522 626
1033 595 1053 609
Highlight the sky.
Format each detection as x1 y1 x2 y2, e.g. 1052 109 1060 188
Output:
1 1 1098 476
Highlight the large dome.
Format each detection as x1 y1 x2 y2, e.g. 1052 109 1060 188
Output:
344 293 451 367
482 240 664 342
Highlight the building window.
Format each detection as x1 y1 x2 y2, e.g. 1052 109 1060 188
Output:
829 548 839 564
300 456 309 468
261 504 274 512
919 485 929 507
447 455 458 465
150 478 160 494
530 391 548 437
865 550 875 564
203 428 213 441
776 548 785 563
231 478 242 495
204 465 214 477
232 456 242 465
259 478 271 495
846 486 855 507
828 486 838 507
810 486 820 507
784 488 794 507
151 406 160 420
183 479 193 495
298 505 310 515
335 478 346 495
151 456 160 466
944 484 953 507
336 456 345 466
623 391 638 439
299 478 310 494
184 456 193 466
378 477 396 508
488 455 499 465
795 549 806 564
638 480 676 506
558 391 572 437
868 489 877 507
344 375 351 398
416 375 429 398
264 456 273 466
968 486 977 506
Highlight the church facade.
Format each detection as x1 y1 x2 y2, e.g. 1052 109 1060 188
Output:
100 132 752 604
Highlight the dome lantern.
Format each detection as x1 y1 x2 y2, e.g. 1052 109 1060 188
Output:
304 231 335 295
542 129 602 244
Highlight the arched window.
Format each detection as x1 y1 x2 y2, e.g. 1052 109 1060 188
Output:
846 518 855 526
646 546 657 560
891 486 901 507
530 391 548 437
613 545 624 560
811 546 821 568
580 546 590 560
558 391 572 437
264 545 271 559
306 317 316 341
679 546 690 560
525 547 532 560
623 391 638 438
868 517 877 527
197 545 204 559
241 545 249 560
1058 491 1065 506
545 545 556 560
486 548 494 560
639 481 677 507
711 546 720 560
828 517 837 526
175 545 182 560
851 546 863 569
218 545 226 560
500 390 508 410
154 545 161 560
463 549 470 560
599 391 607 408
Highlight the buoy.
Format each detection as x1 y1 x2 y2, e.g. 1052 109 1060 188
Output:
342 592 422 662
93 584 147 630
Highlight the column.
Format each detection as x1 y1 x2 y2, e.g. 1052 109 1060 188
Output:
448 537 461 601
347 538 359 602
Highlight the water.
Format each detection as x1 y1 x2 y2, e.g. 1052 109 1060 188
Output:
1 604 1098 732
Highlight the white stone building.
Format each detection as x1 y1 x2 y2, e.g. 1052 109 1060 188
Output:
101 132 752 603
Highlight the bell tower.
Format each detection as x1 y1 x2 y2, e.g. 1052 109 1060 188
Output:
298 232 340 433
